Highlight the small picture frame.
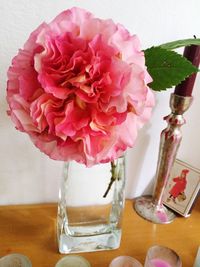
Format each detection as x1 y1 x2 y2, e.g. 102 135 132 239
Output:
163 159 200 217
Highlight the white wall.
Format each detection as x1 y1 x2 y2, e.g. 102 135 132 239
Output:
0 0 200 205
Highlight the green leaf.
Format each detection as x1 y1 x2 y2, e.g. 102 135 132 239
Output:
159 38 200 50
144 46 198 91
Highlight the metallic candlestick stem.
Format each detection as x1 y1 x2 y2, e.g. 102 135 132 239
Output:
134 93 193 224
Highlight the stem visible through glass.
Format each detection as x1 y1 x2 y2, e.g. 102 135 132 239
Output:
103 161 117 198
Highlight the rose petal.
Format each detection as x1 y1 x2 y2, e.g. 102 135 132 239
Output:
7 7 155 166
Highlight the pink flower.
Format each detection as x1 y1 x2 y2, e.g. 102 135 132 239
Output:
7 7 155 166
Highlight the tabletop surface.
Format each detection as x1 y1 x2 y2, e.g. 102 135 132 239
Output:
0 199 199 267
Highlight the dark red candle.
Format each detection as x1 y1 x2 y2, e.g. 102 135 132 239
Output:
174 45 200 96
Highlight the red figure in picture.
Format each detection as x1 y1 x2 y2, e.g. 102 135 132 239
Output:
167 169 189 203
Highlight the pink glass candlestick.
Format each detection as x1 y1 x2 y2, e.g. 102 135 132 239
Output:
150 259 172 267
144 245 182 267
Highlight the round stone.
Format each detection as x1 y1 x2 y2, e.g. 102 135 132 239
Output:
55 255 91 267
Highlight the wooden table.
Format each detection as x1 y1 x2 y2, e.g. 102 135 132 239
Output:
0 199 199 267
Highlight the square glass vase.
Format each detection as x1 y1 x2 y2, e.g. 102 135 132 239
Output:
57 156 125 254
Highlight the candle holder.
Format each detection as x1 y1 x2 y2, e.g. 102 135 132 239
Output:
144 245 182 267
109 256 143 267
134 93 193 224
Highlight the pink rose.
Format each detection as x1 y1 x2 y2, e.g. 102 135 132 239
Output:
7 7 155 166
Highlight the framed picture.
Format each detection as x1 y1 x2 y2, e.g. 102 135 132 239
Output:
163 159 200 217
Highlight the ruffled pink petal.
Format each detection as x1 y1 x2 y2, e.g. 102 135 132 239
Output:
6 7 155 167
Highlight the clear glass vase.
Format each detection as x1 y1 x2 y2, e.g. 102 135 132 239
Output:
57 156 125 254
